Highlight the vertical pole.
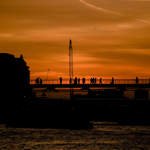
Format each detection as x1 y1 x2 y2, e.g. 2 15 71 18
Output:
69 40 73 99
69 40 73 83
47 68 50 84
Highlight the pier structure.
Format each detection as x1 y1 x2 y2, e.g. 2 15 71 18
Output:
30 40 150 90
30 78 150 89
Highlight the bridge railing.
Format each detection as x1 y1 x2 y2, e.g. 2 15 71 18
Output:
30 78 150 85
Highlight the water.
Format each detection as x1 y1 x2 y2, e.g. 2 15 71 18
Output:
1 122 150 150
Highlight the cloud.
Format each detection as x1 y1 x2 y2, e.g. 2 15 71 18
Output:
79 0 121 16
0 0 150 78
136 19 150 25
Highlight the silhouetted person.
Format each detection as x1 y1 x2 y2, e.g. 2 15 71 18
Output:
74 77 77 85
35 77 42 84
99 77 103 84
35 78 40 84
91 78 94 84
82 78 86 84
94 78 97 84
93 78 95 84
78 78 80 84
90 78 92 84
111 77 114 84
136 77 139 84
40 78 43 84
59 77 62 84
35 78 38 84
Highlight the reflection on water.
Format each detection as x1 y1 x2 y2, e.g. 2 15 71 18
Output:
1 122 150 150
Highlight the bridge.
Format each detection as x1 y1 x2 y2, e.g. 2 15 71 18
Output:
30 78 150 89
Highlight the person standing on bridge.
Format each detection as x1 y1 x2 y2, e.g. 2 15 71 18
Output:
74 77 77 85
40 78 43 85
82 78 86 84
35 77 42 84
78 78 80 84
35 78 39 84
59 77 62 84
99 77 103 84
94 78 97 84
111 77 114 84
90 78 92 84
136 77 139 84
91 78 94 84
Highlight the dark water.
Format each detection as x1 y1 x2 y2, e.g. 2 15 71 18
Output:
1 122 150 150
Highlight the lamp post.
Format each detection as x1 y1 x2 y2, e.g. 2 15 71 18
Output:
47 68 50 84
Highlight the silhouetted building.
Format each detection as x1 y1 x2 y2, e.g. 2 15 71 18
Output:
0 53 30 119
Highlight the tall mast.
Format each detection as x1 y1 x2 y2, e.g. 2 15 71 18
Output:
69 40 73 84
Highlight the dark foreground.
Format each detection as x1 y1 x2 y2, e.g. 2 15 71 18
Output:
1 122 150 150
1 98 150 130
1 96 150 128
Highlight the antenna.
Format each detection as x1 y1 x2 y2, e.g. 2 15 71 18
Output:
69 39 73 84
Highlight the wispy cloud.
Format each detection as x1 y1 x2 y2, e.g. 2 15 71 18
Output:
80 0 150 26
136 19 150 25
0 0 150 78
79 0 121 16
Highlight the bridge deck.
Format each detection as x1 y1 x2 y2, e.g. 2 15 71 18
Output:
30 83 150 89
30 78 150 89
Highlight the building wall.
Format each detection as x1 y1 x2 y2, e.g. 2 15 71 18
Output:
0 53 30 113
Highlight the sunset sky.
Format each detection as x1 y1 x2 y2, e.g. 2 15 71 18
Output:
0 0 150 79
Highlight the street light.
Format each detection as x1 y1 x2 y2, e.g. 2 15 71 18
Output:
47 68 50 84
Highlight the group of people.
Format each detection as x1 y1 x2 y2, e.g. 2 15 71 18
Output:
90 78 99 84
35 77 142 85
59 77 84 85
59 77 104 85
35 77 43 84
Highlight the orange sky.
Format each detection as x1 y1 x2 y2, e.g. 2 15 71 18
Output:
0 0 150 79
